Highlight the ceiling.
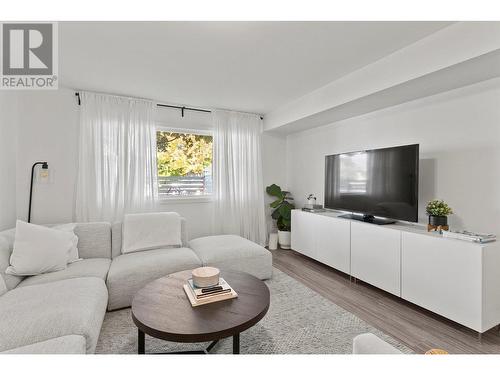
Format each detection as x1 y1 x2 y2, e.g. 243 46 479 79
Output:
59 21 452 114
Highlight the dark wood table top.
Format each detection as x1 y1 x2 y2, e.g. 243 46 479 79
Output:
131 269 270 343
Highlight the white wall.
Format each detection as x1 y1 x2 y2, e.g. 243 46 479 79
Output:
262 131 288 233
12 90 287 239
15 89 80 225
0 92 19 230
286 78 500 234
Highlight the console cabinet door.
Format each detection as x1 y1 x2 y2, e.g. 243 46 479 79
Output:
291 210 315 257
351 222 401 296
401 232 482 331
314 215 351 274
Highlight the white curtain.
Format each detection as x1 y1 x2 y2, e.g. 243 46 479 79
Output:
75 91 157 222
212 110 266 245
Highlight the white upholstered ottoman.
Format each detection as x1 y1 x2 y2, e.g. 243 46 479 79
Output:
188 235 273 280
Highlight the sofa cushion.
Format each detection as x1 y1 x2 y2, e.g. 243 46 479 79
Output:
1 335 86 354
0 230 24 289
352 333 403 354
188 235 273 280
74 222 111 259
0 274 6 296
0 277 108 353
106 247 201 310
111 222 122 259
17 258 111 288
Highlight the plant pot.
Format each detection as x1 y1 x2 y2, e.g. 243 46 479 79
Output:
278 230 291 249
428 215 448 227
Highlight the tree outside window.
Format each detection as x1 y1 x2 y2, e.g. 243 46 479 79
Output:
156 130 213 197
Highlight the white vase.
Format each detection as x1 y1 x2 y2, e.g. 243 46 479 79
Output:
278 230 291 249
268 233 278 250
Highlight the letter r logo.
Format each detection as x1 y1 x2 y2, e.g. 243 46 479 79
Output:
2 23 53 75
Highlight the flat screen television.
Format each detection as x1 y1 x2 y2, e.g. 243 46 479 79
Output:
324 144 419 224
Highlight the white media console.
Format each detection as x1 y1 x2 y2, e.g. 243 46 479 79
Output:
291 209 500 334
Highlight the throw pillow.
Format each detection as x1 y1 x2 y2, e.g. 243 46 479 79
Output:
6 221 74 276
122 212 182 254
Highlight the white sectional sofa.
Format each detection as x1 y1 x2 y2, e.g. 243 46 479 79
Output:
352 333 403 354
0 218 272 354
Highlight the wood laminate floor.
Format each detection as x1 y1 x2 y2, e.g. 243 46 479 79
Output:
272 248 500 354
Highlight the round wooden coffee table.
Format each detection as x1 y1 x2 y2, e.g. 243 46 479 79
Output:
131 269 270 354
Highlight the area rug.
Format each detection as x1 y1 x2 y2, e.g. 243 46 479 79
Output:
96 268 412 354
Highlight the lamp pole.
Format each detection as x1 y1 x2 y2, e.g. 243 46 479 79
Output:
28 161 48 223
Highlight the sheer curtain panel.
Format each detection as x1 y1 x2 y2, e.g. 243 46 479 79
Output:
212 110 266 246
75 92 157 222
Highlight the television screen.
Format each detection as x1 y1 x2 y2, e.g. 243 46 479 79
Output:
325 144 419 222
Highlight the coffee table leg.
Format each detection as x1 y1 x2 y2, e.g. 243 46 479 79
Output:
205 340 219 353
138 329 145 354
233 333 240 354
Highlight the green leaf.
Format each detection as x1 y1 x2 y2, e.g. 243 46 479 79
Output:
266 184 282 198
278 202 292 220
271 208 281 220
270 199 283 208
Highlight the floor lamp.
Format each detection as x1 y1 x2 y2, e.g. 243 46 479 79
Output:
28 161 49 223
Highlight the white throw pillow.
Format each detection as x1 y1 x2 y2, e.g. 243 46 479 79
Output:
5 221 74 276
122 212 182 254
53 223 80 263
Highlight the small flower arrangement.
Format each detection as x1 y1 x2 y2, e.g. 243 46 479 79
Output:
426 199 453 217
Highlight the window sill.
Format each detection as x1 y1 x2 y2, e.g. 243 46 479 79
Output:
158 195 214 204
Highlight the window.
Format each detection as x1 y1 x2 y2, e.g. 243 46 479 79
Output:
156 128 213 198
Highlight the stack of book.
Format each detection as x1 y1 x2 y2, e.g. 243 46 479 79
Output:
442 230 497 244
183 278 238 307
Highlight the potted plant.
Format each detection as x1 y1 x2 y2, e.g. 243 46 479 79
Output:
426 199 453 230
266 184 294 249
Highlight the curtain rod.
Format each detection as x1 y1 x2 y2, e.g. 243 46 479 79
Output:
75 92 264 120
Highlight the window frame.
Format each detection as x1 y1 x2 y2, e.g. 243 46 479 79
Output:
155 125 214 203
